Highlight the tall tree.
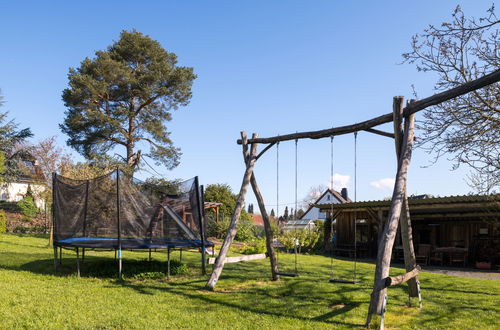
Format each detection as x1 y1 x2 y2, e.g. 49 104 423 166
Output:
283 206 289 220
402 5 499 193
60 30 196 172
0 91 33 183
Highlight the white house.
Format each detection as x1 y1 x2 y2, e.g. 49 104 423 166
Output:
0 160 46 210
283 188 350 231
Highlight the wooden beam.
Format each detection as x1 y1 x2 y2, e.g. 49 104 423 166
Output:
237 69 500 145
205 132 258 290
364 128 395 139
250 173 280 281
384 266 421 288
394 97 419 299
367 112 415 317
255 142 276 161
207 253 267 265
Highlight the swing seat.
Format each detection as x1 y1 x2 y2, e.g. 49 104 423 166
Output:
276 272 299 277
329 278 357 284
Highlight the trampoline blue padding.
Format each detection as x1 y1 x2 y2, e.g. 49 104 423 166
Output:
55 237 214 249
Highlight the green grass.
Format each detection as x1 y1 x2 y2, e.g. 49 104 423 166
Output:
0 234 499 329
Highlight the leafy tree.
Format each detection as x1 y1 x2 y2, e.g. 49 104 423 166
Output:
247 203 254 214
30 137 72 187
283 206 289 220
402 5 499 193
60 30 196 172
0 91 33 183
204 183 255 241
270 209 275 218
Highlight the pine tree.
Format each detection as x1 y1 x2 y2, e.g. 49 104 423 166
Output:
60 30 196 171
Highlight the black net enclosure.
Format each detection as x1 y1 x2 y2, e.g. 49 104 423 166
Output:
52 169 213 277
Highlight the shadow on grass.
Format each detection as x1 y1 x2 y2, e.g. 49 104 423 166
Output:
113 280 364 328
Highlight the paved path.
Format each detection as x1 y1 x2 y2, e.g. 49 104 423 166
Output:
421 266 500 280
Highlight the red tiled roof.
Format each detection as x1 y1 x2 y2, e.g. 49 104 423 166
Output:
251 214 264 226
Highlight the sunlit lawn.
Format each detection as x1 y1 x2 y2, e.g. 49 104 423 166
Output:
0 234 499 329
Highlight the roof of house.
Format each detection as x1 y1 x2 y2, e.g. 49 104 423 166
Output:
315 194 500 210
283 218 316 231
251 214 264 226
299 188 351 220
315 194 500 220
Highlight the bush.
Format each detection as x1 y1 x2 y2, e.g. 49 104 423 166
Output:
235 238 267 255
18 196 38 217
235 219 258 242
0 210 6 233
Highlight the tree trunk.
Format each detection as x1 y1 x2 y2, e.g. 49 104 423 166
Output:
393 97 419 298
366 112 415 320
205 132 258 290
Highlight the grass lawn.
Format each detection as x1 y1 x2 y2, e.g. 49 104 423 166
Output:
0 234 499 329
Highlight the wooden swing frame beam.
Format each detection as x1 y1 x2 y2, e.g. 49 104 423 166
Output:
237 69 500 145
205 68 500 327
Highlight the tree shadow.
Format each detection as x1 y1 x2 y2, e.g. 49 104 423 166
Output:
112 280 365 328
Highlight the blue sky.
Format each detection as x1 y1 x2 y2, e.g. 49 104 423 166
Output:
0 1 493 216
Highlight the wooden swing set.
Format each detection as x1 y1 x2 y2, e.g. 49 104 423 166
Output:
205 69 500 328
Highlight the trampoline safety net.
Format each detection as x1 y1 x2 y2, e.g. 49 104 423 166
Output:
53 169 210 249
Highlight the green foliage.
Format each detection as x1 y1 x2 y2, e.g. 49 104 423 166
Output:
235 219 258 242
0 93 33 183
232 238 267 255
60 30 196 171
204 183 256 241
17 195 38 217
0 210 6 233
278 227 321 253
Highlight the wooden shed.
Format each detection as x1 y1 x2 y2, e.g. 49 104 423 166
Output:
317 194 500 268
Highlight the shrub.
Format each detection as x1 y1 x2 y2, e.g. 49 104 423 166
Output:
18 195 38 217
235 238 267 255
0 210 6 233
235 219 258 242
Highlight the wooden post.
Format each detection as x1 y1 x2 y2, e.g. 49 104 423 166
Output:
366 112 415 324
250 173 280 281
205 132 258 290
393 96 419 299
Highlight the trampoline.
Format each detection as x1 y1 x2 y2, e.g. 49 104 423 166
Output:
52 169 212 278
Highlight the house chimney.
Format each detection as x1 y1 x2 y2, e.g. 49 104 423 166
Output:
341 188 348 201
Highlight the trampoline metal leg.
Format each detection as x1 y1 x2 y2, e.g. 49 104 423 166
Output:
53 247 58 273
82 248 85 263
167 247 171 280
59 247 62 265
118 248 122 280
149 248 152 262
114 249 117 260
76 247 80 277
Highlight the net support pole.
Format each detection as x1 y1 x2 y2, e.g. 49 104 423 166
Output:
195 177 207 275
53 246 58 272
167 247 171 279
116 168 122 280
205 131 258 290
76 247 80 277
